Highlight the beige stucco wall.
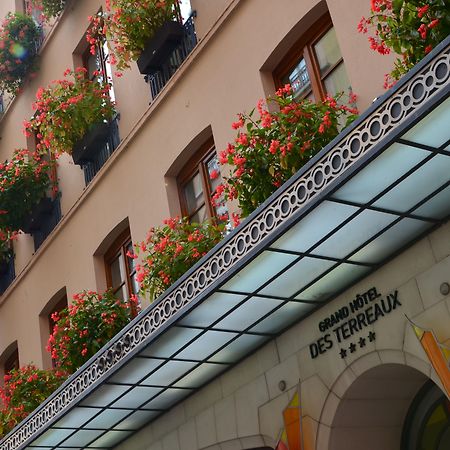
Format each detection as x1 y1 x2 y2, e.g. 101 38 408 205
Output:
113 221 450 450
0 0 419 390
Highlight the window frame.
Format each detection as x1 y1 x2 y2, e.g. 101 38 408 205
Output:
177 137 219 222
82 41 108 82
104 229 138 305
4 348 19 375
47 296 67 336
273 13 345 101
47 295 67 367
22 0 43 27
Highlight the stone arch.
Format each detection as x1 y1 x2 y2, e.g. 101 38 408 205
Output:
316 350 443 450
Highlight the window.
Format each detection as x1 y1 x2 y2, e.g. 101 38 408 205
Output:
82 36 116 102
48 296 67 337
23 0 43 27
24 135 62 250
274 14 351 102
0 249 15 295
104 230 139 304
74 33 120 184
47 295 67 367
39 288 67 368
3 347 19 375
177 138 226 222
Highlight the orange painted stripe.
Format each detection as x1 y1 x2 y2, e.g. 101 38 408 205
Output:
283 407 301 450
420 330 450 397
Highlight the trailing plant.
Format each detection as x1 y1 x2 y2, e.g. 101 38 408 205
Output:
23 67 115 156
0 230 17 264
87 0 181 71
47 290 139 373
0 13 42 94
0 365 67 438
214 84 358 218
0 149 54 231
134 217 224 302
29 0 66 20
358 0 450 88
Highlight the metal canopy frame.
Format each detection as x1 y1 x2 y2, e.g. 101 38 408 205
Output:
2 37 449 450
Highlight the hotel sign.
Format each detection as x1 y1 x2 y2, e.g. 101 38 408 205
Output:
309 287 401 359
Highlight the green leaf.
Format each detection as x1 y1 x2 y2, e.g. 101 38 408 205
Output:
392 0 404 15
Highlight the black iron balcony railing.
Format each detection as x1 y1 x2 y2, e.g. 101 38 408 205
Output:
34 26 45 52
145 13 197 100
31 195 62 251
0 255 15 295
79 116 121 185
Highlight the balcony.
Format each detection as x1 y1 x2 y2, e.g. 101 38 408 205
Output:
144 13 198 100
0 255 15 295
73 116 121 186
21 196 62 251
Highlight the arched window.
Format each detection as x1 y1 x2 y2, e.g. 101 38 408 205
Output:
104 229 139 304
0 342 19 380
39 288 68 368
177 137 225 222
273 13 351 102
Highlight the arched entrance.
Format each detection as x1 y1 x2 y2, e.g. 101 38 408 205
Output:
402 381 450 450
328 363 448 450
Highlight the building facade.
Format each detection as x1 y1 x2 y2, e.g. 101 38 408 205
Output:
0 0 448 449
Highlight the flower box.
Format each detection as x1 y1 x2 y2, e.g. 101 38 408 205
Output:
0 259 9 276
137 21 185 75
72 122 112 165
20 197 54 234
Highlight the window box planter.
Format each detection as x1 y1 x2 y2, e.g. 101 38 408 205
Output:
72 122 112 166
0 254 14 295
20 197 54 234
137 20 185 75
0 259 10 276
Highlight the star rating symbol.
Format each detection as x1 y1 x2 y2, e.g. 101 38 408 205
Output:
338 332 376 358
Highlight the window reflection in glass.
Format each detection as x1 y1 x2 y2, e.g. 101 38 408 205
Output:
314 27 341 75
282 58 311 98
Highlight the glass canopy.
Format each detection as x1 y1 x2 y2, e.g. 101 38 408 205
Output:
2 37 449 450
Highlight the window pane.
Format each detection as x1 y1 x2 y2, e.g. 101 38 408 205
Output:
314 27 342 75
4 348 19 374
102 41 116 103
282 58 311 98
191 205 207 224
113 284 127 301
87 53 99 80
323 62 351 98
184 172 204 215
207 154 221 192
110 255 125 290
125 242 135 271
213 195 228 216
